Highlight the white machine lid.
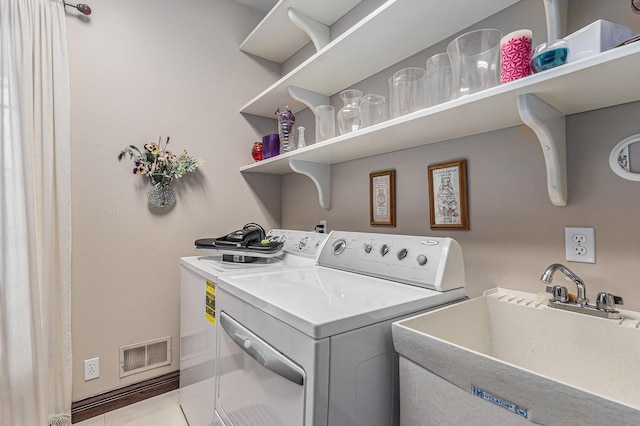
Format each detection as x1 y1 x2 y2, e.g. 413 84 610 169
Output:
181 229 329 280
180 255 286 281
218 266 465 339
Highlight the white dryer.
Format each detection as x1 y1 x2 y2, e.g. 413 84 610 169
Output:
179 229 329 426
215 231 467 426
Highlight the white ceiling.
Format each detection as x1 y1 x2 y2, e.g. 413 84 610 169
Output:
233 0 278 14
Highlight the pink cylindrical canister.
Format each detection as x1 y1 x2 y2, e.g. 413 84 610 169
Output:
500 29 533 83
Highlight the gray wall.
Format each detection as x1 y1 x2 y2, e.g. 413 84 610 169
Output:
66 0 281 400
282 0 640 306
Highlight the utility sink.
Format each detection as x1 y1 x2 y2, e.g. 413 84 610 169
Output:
392 288 640 425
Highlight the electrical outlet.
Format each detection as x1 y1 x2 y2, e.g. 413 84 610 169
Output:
316 220 327 233
84 357 100 381
572 234 586 245
565 227 595 263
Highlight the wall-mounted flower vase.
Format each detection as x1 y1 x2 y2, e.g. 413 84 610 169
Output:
147 181 177 208
118 136 203 209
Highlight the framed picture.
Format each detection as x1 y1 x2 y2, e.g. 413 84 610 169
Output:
370 170 395 226
428 160 468 230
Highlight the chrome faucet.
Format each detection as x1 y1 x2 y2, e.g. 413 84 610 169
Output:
540 263 588 305
540 263 624 320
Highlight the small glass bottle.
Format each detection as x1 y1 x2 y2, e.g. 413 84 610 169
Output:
297 126 306 148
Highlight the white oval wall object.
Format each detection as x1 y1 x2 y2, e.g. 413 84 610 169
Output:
609 134 640 181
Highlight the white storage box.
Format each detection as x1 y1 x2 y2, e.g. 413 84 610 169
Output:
564 19 633 62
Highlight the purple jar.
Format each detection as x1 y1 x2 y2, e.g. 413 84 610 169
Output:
262 134 280 159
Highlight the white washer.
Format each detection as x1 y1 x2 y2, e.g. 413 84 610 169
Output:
179 229 330 426
215 231 467 426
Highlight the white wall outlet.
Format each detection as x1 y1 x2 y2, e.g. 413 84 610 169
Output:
565 227 595 263
84 357 100 381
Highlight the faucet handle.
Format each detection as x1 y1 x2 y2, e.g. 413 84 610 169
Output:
546 285 569 303
596 292 623 312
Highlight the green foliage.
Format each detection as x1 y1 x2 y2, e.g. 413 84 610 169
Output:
118 136 203 184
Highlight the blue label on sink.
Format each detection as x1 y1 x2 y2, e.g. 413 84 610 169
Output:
472 386 529 419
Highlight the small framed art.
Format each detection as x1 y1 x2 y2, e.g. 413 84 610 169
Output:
370 170 395 226
428 160 468 230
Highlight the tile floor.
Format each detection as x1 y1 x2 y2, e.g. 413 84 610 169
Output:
74 390 188 426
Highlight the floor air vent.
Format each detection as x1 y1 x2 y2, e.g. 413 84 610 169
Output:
120 336 171 377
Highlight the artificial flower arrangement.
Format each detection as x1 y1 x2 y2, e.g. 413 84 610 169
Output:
118 136 203 207
118 136 203 185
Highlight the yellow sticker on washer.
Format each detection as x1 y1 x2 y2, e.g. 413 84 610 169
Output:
205 279 216 325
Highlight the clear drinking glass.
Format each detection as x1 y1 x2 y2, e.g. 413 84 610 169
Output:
388 76 398 119
425 53 452 107
447 29 502 99
391 67 425 117
359 93 388 128
315 105 335 142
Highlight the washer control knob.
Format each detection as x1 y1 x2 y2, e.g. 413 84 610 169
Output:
332 239 347 255
363 243 373 254
380 244 390 257
243 339 251 349
417 254 428 266
397 248 408 260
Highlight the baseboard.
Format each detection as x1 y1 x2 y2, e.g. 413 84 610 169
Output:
71 370 179 424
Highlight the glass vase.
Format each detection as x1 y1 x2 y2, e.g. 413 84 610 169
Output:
251 141 263 161
337 89 362 135
297 126 306 148
147 181 176 208
277 106 296 154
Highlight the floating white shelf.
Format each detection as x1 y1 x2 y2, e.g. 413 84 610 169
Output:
239 0 362 64
241 43 640 208
240 0 523 118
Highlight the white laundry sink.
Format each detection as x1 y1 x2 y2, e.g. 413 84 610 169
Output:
392 288 640 425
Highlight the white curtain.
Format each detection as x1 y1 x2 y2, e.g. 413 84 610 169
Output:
0 0 72 425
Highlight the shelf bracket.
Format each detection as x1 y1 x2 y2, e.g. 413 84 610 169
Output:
517 93 567 206
541 0 567 41
289 159 331 210
287 8 330 53
288 85 329 113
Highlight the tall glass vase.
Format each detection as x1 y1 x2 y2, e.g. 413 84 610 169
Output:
337 89 362 135
277 106 296 154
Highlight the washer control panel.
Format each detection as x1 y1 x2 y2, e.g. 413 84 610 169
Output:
267 229 329 259
319 231 465 291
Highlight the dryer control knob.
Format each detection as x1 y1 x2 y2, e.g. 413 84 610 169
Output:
332 239 347 255
243 339 251 349
417 254 428 266
380 244 390 257
397 248 408 260
363 243 373 254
